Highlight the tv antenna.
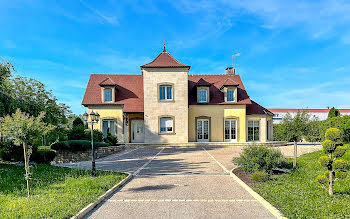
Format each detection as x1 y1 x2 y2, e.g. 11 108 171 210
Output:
232 52 240 74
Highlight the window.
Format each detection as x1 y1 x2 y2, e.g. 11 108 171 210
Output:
104 88 113 102
248 120 260 141
102 120 115 138
198 88 208 103
227 88 235 102
159 117 174 134
159 85 173 101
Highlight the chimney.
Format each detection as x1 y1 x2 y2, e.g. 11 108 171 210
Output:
225 67 234 75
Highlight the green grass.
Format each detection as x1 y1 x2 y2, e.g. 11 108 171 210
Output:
0 164 128 219
252 144 350 218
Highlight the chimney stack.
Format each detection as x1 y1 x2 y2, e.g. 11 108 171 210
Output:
225 67 234 75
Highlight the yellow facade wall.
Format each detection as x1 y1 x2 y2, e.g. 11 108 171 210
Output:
87 105 124 143
188 105 247 142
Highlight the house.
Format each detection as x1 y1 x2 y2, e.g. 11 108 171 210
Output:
82 46 274 144
269 108 350 124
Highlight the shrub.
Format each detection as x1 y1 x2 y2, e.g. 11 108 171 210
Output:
322 140 336 154
233 145 287 174
31 150 56 164
83 129 104 142
325 128 342 141
51 140 109 151
318 156 331 167
72 117 84 127
0 141 38 162
343 120 350 143
252 171 269 182
333 159 347 170
334 146 346 158
67 126 86 140
316 175 328 185
328 107 340 119
104 128 118 146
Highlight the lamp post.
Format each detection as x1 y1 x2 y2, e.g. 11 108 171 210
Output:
83 111 100 177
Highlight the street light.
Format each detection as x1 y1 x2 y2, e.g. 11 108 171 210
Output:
83 111 100 177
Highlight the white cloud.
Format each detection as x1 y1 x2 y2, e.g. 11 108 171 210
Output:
79 0 118 25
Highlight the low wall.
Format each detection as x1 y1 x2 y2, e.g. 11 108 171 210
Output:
52 145 124 164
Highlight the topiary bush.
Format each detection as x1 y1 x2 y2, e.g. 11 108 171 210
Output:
233 144 287 174
316 128 348 195
252 171 269 182
104 128 118 146
51 140 109 151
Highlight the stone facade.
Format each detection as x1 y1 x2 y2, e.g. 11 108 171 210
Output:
142 68 189 143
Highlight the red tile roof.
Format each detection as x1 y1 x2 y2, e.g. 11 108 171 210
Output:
269 108 350 113
222 78 239 86
141 51 190 68
195 78 212 86
99 77 117 86
82 74 144 112
247 100 273 115
83 74 273 115
188 75 251 105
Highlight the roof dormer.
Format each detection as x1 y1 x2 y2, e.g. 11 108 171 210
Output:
99 77 117 103
220 78 239 103
195 78 211 103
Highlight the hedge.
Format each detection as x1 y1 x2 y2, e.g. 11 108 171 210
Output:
51 140 109 151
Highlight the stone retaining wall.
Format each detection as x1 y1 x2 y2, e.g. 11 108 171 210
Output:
52 145 124 164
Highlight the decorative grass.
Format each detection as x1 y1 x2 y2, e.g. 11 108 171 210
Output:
0 164 127 219
252 144 350 218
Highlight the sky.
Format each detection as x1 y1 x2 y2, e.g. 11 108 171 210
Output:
1 0 350 114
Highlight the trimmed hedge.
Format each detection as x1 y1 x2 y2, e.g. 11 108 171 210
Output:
51 140 109 151
31 150 56 164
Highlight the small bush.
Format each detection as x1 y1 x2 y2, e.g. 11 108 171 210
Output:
51 140 109 151
31 150 56 164
0 141 38 162
335 171 347 179
252 171 269 182
84 129 104 142
322 140 336 153
334 146 346 158
233 145 287 173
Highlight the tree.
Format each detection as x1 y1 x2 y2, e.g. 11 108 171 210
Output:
279 111 310 169
317 128 347 195
72 117 84 127
0 58 15 88
328 107 340 119
0 109 54 197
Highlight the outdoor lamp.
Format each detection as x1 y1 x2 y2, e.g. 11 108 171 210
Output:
95 112 100 122
90 111 96 122
82 110 100 177
83 112 89 122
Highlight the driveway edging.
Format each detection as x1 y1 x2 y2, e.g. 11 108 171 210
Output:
229 171 287 219
71 173 133 219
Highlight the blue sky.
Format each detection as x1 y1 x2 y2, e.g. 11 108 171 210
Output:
1 0 350 114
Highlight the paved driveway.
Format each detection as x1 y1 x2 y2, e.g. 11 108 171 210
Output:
60 146 288 219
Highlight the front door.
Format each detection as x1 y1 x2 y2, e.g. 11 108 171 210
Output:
131 120 144 143
197 119 209 142
225 119 237 142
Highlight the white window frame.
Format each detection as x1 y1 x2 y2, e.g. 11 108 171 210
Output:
159 85 173 101
227 88 235 102
159 117 174 134
104 88 113 102
247 120 260 142
198 88 208 103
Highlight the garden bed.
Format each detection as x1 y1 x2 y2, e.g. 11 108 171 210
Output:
250 144 350 218
0 163 127 219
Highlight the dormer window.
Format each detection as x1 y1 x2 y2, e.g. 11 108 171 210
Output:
104 88 113 102
227 88 235 102
198 88 208 103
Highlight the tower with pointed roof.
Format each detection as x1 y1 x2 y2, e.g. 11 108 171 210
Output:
141 45 190 143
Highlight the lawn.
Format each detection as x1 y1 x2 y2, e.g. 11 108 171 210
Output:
252 144 350 218
0 164 128 219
